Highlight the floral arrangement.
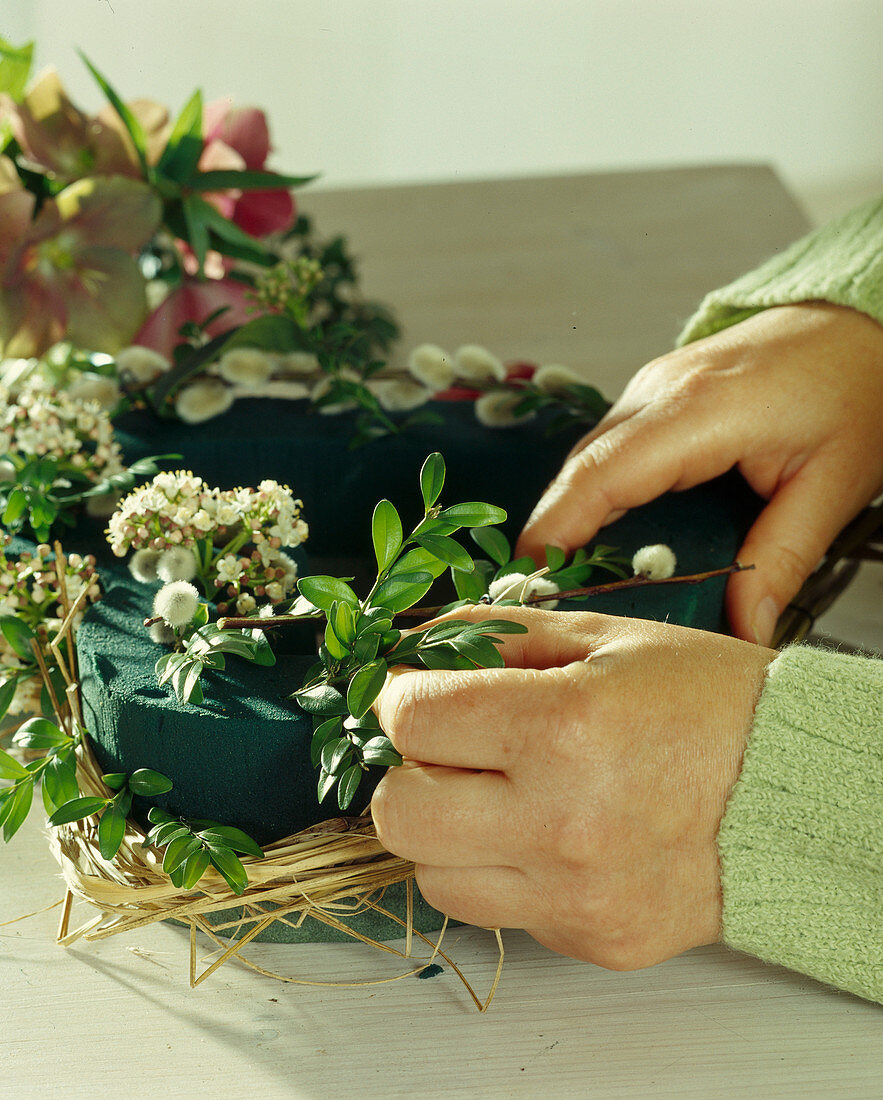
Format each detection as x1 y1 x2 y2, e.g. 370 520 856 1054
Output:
0 38 610 448
0 537 99 720
107 469 307 617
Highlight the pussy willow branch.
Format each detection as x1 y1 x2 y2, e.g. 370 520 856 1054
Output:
216 562 752 631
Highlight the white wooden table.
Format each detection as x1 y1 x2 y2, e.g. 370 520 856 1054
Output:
2 167 881 1098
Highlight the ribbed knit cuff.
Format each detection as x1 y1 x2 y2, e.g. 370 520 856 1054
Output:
718 645 883 1004
678 196 883 345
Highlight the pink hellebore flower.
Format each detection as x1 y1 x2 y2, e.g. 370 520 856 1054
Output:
133 278 254 358
199 98 296 238
0 157 162 357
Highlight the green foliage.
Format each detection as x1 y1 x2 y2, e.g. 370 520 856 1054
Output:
144 808 263 896
156 621 276 706
289 453 528 810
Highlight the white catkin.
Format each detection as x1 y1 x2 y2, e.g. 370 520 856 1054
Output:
370 378 432 412
533 363 583 394
148 621 176 646
216 348 274 388
129 548 162 583
474 390 535 428
157 546 198 583
632 544 677 580
407 344 456 391
153 581 199 628
454 344 506 382
488 572 560 608
115 346 171 384
175 378 234 423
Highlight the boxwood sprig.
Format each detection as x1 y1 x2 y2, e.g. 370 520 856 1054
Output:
290 453 528 811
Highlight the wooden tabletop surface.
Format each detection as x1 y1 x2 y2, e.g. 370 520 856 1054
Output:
2 166 880 1098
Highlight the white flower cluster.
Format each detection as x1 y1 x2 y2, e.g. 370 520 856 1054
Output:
0 378 124 483
0 538 101 716
108 471 307 616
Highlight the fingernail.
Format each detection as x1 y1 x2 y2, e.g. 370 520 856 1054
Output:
752 596 779 646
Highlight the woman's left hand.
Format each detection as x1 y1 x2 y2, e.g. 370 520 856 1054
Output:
371 604 774 969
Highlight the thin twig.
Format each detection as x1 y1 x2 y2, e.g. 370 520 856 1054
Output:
397 562 753 620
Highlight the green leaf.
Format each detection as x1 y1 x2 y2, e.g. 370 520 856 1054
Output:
198 826 263 860
346 659 388 720
182 661 204 704
148 823 190 849
98 802 128 861
453 564 489 603
417 646 475 671
294 682 349 716
79 51 149 176
0 37 34 100
181 193 211 273
360 737 403 768
42 754 80 809
0 676 17 721
419 452 446 511
0 615 36 661
545 544 566 572
311 717 343 768
356 608 394 634
0 747 28 781
317 768 337 803
471 527 511 567
323 617 349 660
48 795 108 826
147 806 176 825
207 845 249 895
163 834 202 875
179 848 211 890
353 631 381 665
372 571 434 614
2 782 32 841
452 635 506 668
337 764 363 811
460 619 528 637
413 533 475 573
334 601 356 645
321 737 353 775
388 546 448 580
128 768 174 797
371 499 403 572
155 88 203 183
298 575 359 614
101 773 128 791
187 169 315 191
439 502 507 529
2 488 27 526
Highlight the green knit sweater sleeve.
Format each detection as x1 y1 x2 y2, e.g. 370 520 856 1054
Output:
677 196 883 345
718 644 883 1003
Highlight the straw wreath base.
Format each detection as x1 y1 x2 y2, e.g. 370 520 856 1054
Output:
47 738 503 1009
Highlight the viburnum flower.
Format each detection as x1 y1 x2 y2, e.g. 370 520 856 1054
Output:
0 156 162 356
0 537 101 715
0 377 124 484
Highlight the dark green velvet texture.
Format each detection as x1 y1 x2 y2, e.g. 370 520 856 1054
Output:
113 399 588 557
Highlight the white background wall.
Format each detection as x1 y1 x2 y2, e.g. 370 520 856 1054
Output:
4 0 882 221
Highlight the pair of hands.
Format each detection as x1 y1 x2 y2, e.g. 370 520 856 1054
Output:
371 302 883 968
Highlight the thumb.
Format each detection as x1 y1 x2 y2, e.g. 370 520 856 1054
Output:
726 462 863 644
